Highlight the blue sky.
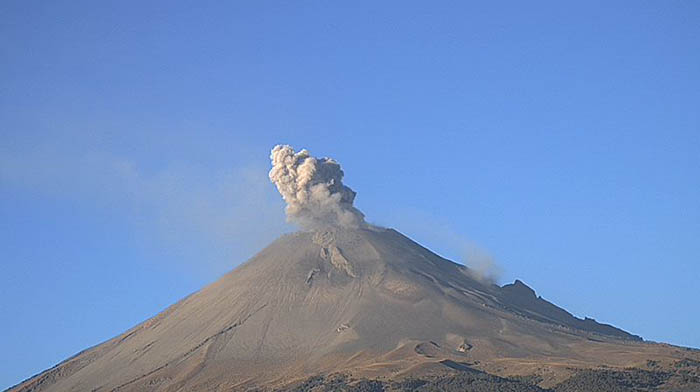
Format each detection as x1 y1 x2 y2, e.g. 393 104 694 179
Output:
1 1 699 389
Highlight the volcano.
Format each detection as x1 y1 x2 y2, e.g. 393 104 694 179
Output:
10 227 699 391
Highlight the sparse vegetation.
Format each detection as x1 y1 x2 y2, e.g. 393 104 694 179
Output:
286 368 548 392
552 368 669 392
285 365 700 392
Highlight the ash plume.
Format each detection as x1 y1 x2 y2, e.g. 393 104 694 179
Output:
269 145 366 229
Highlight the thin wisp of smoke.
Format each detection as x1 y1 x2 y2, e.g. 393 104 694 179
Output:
269 145 366 230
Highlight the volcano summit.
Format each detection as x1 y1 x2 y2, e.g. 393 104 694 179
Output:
9 147 699 392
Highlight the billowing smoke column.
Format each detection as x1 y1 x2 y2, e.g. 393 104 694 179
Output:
269 145 366 229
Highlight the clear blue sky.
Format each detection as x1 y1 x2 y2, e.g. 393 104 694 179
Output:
1 1 699 389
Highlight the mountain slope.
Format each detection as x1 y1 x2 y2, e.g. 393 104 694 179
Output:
9 227 697 391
